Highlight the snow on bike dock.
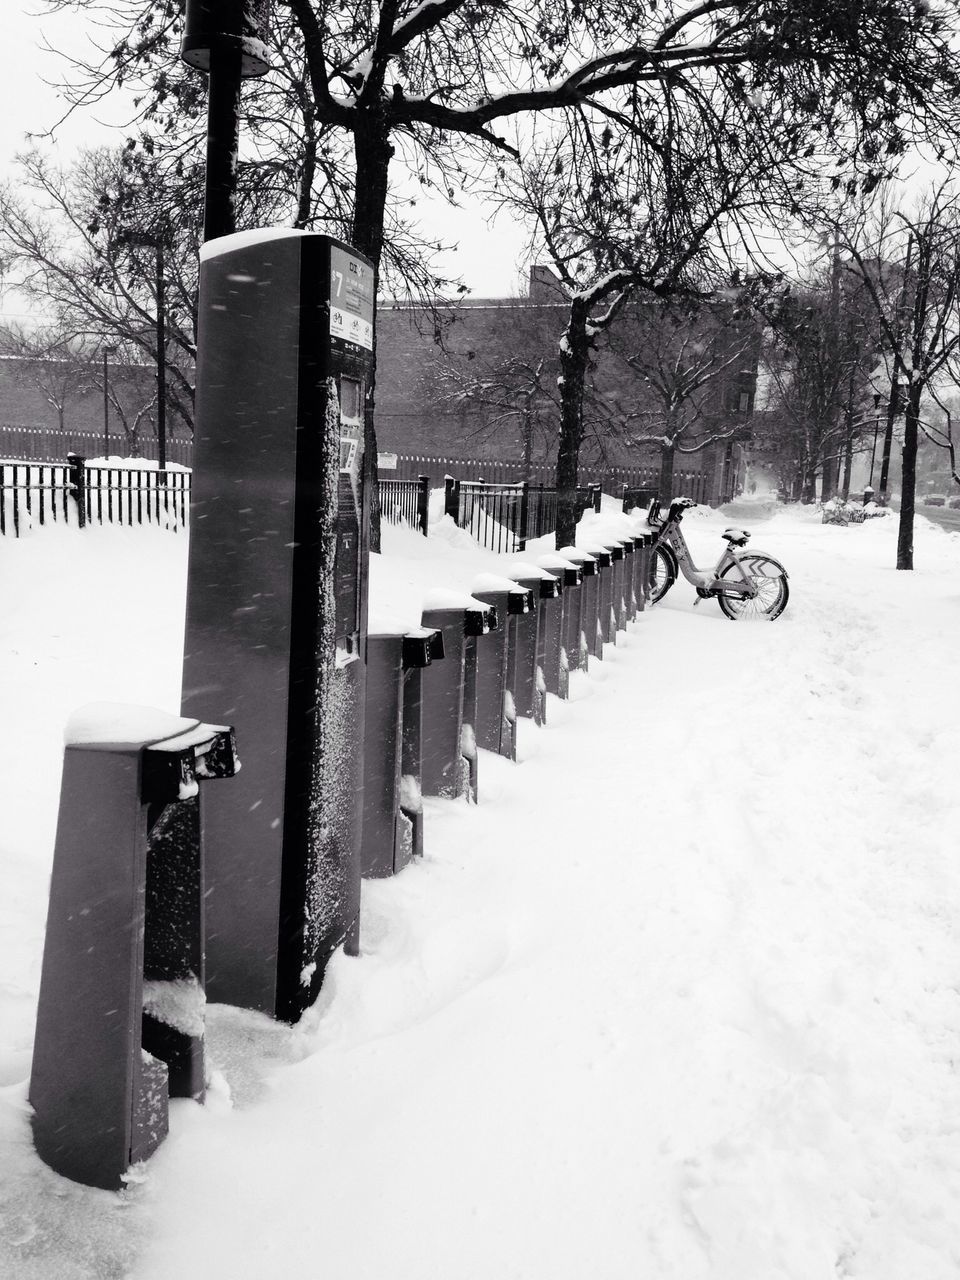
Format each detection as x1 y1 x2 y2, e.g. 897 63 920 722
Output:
1 496 959 1279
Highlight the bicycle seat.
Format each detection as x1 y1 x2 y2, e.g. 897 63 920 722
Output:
721 527 750 546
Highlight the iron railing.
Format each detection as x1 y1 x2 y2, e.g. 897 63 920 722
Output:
1 455 190 536
0 461 74 537
444 478 602 552
378 475 429 535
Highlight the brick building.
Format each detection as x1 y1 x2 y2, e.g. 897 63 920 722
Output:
0 354 191 463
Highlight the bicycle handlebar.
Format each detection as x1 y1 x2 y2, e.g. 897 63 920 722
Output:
667 496 696 522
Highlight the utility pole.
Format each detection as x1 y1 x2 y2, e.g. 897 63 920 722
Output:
102 346 117 457
842 353 857 499
823 239 843 502
155 240 167 472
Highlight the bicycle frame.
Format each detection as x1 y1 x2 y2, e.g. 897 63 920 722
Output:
655 520 758 598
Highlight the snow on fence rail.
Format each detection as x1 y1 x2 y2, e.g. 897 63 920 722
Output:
0 457 191 536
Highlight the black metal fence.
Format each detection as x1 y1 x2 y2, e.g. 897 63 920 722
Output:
379 475 429 535
443 478 603 553
0 462 73 537
1 456 191 537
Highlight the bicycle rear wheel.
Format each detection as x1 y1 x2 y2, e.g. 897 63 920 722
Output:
717 552 789 620
649 545 676 604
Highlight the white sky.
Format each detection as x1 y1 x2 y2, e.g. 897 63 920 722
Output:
1 3 532 321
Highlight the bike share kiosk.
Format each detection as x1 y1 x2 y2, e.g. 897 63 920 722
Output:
30 704 238 1189
182 230 374 1022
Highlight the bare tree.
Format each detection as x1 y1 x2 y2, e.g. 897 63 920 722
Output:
0 148 202 430
39 0 960 545
760 256 879 503
605 299 758 498
495 84 798 540
430 350 557 476
0 322 93 431
834 185 960 568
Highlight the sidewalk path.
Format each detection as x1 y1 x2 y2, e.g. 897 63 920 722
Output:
134 508 960 1280
2 506 959 1280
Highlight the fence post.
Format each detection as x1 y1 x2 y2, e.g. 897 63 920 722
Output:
621 483 629 514
592 482 602 513
417 475 430 536
66 453 87 529
517 480 529 552
444 475 459 522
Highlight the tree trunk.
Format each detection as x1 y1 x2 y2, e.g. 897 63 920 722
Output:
820 443 837 501
351 115 394 553
554 302 591 547
658 443 676 503
897 381 921 570
521 403 533 480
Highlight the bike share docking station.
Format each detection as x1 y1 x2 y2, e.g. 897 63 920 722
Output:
30 705 238 1189
181 230 375 1022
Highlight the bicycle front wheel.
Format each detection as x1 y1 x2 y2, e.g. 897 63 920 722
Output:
649 544 676 604
717 552 789 620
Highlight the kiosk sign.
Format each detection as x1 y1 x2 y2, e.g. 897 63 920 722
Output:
330 245 374 351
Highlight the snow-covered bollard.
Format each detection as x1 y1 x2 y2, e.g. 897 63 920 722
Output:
557 546 599 671
362 620 443 878
535 553 583 700
471 574 535 761
506 563 561 726
613 537 635 631
29 703 238 1191
420 593 497 801
631 529 655 613
594 537 634 640
574 542 614 659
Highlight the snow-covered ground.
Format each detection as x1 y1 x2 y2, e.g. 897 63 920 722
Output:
2 497 960 1279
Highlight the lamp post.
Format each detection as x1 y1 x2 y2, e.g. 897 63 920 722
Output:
878 379 899 505
123 232 167 473
154 239 166 474
868 391 882 487
102 346 117 458
180 1 273 241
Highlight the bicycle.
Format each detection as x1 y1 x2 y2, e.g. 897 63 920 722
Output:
645 497 790 621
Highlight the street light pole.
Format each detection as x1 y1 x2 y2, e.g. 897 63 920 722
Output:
102 346 117 458
102 349 109 458
155 241 167 474
879 379 899 503
869 391 882 487
180 1 273 243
